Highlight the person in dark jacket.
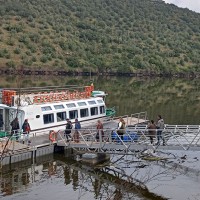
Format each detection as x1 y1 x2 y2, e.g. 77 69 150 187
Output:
148 120 156 144
22 119 31 133
10 117 20 140
65 118 72 141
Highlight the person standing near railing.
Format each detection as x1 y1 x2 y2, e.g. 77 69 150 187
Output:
148 120 156 144
117 118 126 141
156 115 165 145
22 119 31 145
74 118 81 143
65 118 73 142
10 117 20 141
96 120 104 142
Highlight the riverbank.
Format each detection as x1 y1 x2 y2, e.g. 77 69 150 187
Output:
1 68 200 78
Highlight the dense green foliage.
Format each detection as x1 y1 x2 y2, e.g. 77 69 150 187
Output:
0 0 200 72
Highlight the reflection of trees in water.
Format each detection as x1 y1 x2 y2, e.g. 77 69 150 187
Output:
0 169 30 196
95 77 200 124
1 174 13 196
0 152 188 200
1 75 200 124
48 162 57 176
112 189 122 200
57 156 169 200
93 179 102 199
72 169 78 190
21 172 30 186
63 166 71 185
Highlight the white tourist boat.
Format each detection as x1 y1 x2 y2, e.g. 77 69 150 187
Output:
0 84 108 135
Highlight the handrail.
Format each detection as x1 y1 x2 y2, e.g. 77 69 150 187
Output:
2 113 200 154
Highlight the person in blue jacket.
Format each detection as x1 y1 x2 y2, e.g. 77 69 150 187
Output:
74 118 81 143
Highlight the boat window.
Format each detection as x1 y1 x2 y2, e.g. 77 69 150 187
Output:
80 108 89 118
77 102 87 106
43 113 54 124
69 110 78 119
100 106 105 114
90 107 98 116
41 106 52 111
97 100 103 104
88 100 96 105
36 115 40 118
57 111 66 122
54 104 64 110
66 103 76 108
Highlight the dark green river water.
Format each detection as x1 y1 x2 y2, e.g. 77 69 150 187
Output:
1 75 200 124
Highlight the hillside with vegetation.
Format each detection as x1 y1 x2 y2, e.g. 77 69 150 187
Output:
0 0 200 73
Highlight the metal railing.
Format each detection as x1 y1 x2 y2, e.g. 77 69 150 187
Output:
56 124 200 152
2 112 200 156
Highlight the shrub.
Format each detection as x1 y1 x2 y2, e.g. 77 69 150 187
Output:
14 48 21 54
40 55 48 63
6 60 15 68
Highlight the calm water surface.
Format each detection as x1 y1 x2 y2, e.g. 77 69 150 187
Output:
0 154 154 200
1 75 200 200
1 153 200 200
1 75 200 124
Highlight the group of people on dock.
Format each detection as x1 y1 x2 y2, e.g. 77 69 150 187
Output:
65 115 165 145
10 117 31 144
65 118 82 143
148 115 165 145
64 118 104 143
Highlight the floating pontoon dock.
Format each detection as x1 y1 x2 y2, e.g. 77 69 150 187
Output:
2 112 200 167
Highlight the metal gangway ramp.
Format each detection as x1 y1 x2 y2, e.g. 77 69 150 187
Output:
57 124 200 154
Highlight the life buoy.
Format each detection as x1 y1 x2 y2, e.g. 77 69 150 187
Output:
49 130 57 142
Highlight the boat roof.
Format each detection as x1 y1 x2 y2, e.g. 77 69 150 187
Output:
1 84 96 107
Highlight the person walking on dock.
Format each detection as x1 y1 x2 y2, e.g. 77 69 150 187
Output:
22 119 31 145
117 118 126 141
10 117 20 141
65 118 72 141
156 115 165 145
147 120 156 144
74 118 81 143
96 120 104 142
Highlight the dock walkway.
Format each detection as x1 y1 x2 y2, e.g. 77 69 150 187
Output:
2 111 200 166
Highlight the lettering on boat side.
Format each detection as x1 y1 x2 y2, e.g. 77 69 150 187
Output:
2 85 94 106
13 91 91 106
